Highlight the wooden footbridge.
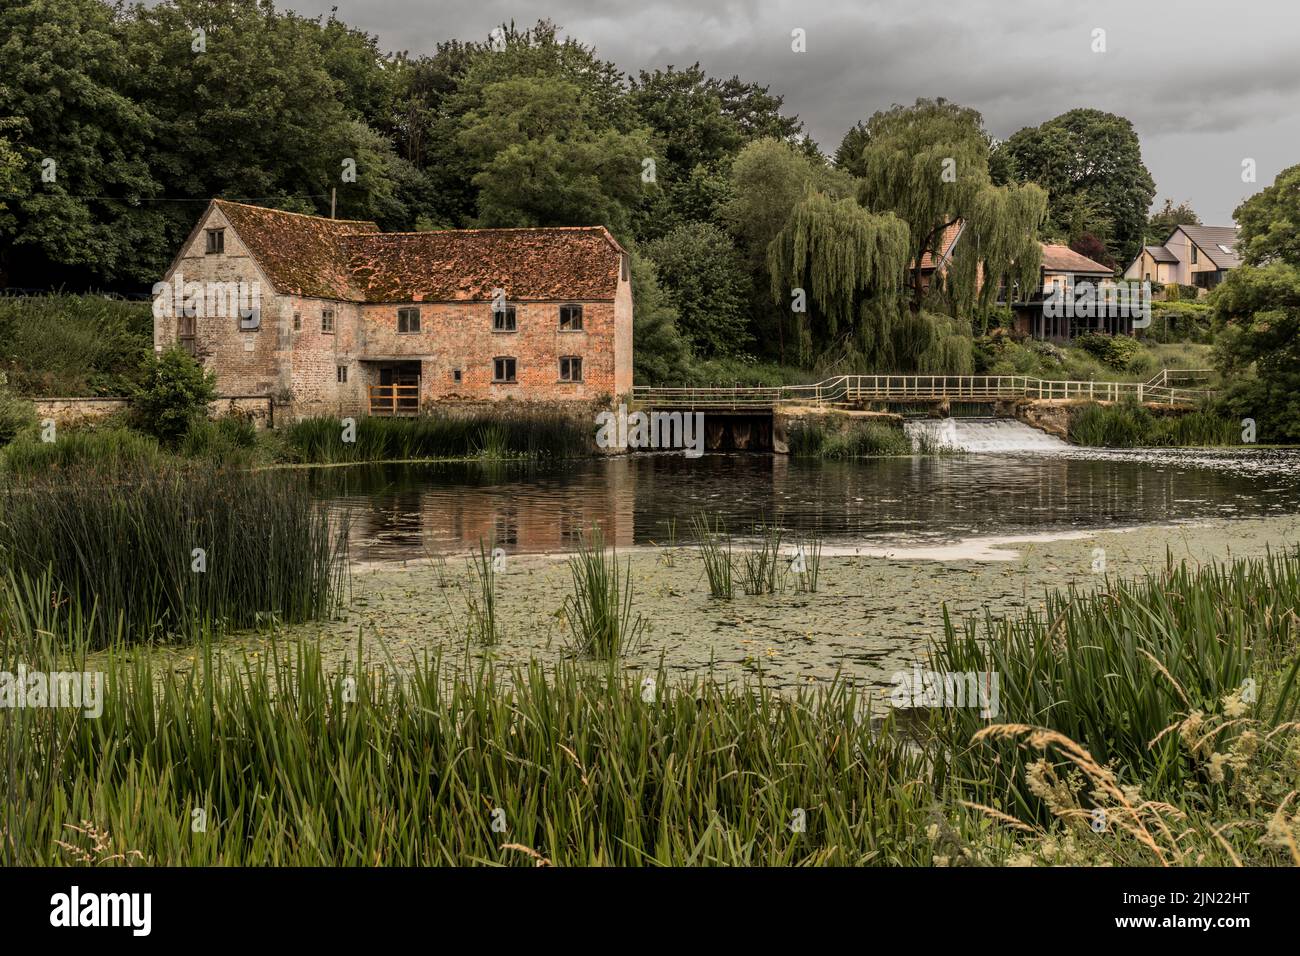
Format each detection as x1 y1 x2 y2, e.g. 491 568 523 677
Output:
632 369 1214 411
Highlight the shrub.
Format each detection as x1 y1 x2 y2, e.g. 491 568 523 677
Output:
1074 332 1142 371
131 347 216 445
0 385 37 446
0 293 152 396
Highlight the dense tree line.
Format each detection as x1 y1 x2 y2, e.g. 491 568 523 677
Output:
0 0 1187 383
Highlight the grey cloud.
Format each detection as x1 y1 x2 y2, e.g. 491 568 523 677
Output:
287 0 1300 223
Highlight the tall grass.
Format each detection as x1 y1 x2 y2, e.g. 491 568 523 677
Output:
0 464 349 646
740 521 786 595
691 513 733 600
933 549 1300 822
563 527 646 658
282 409 590 463
1069 398 1239 448
1 427 165 476
0 638 960 866
786 417 912 459
465 539 500 645
0 293 152 397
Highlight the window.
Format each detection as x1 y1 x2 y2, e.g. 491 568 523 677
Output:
1191 244 1198 265
293 311 302 331
205 229 224 254
559 356 583 382
559 304 583 330
178 314 196 355
321 309 334 333
397 307 421 333
452 368 462 383
337 365 348 383
492 357 517 383
493 303 517 331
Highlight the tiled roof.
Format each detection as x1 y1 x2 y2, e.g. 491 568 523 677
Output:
1176 225 1240 270
915 222 964 270
1040 243 1113 275
345 228 624 302
209 200 625 302
212 200 378 300
1143 244 1179 263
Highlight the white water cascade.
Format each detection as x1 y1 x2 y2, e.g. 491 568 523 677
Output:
904 418 1071 454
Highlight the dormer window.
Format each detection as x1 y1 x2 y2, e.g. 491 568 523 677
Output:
205 229 224 254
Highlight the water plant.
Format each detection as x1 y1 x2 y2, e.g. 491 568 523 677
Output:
786 417 912 459
792 535 823 593
691 512 734 600
281 409 589 464
740 520 785 595
0 464 349 647
465 539 500 645
563 526 646 658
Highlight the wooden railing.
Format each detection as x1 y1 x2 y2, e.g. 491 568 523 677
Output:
368 384 419 415
632 372 1214 410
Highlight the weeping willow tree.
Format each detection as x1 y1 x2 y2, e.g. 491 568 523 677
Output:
766 190 910 365
853 98 1048 324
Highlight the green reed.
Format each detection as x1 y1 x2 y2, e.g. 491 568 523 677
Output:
465 539 500 645
740 520 785 595
0 464 349 647
564 526 646 658
933 548 1300 822
691 513 734 600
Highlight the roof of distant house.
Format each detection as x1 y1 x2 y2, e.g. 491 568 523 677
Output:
1039 243 1113 275
1174 224 1241 270
1142 244 1180 264
207 199 626 302
914 221 964 270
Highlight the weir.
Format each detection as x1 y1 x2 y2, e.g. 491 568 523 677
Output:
904 418 1071 454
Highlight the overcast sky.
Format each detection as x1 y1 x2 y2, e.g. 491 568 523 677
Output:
287 0 1299 226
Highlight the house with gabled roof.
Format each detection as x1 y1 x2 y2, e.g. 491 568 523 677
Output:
926 226 1123 340
1123 224 1241 293
153 199 633 417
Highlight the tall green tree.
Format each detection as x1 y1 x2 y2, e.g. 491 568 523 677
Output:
1146 198 1200 244
1001 108 1155 264
629 252 692 386
852 99 1046 318
645 223 750 357
0 0 164 285
1212 163 1300 442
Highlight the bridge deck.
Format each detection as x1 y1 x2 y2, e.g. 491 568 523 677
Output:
633 371 1213 410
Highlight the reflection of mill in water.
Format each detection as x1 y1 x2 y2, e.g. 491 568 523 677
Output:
334 450 1300 561
345 461 637 559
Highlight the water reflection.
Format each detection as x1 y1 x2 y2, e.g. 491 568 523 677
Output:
310 450 1300 562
